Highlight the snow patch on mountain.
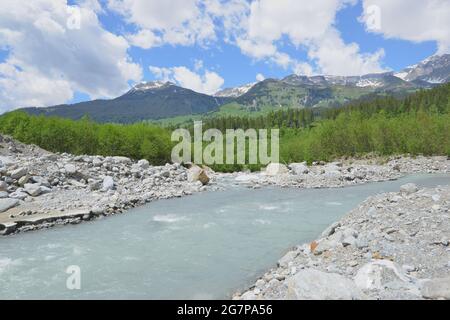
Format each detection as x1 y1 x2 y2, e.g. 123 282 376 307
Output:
215 83 256 98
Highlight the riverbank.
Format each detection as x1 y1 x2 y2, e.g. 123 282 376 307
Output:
1 133 449 236
234 183 450 300
0 134 221 235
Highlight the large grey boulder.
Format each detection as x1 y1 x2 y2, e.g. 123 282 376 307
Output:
187 166 210 185
112 156 131 164
289 162 309 175
64 164 78 176
400 183 419 195
354 260 416 292
0 198 19 213
0 181 8 191
102 176 115 191
265 163 288 176
137 159 150 169
286 269 363 300
421 277 450 300
24 183 42 197
9 168 28 179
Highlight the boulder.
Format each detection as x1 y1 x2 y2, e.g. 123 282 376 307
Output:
112 156 131 164
102 176 115 191
0 191 8 198
400 183 419 195
278 250 298 268
265 163 288 176
137 159 150 169
286 269 363 300
0 198 19 213
289 162 309 175
354 260 413 291
8 191 28 200
24 183 42 197
64 164 78 176
421 278 450 300
9 168 28 179
187 166 210 185
0 181 8 191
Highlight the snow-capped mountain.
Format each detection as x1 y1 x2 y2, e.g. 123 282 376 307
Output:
214 83 256 98
20 54 450 123
128 81 173 92
395 54 450 84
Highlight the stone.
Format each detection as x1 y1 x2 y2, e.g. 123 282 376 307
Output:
265 163 289 176
314 239 340 255
112 156 131 164
289 162 309 175
0 198 19 213
187 166 210 185
24 183 42 197
9 167 28 179
0 181 8 191
102 176 115 191
354 260 413 291
92 158 103 167
400 183 419 195
421 278 450 299
8 191 28 200
322 222 341 238
286 269 363 300
278 250 298 268
137 159 150 169
64 164 77 176
0 191 8 198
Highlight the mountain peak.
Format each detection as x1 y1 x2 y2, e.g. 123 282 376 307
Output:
395 54 450 83
132 81 174 92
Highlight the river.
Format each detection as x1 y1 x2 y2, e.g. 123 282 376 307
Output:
0 174 449 299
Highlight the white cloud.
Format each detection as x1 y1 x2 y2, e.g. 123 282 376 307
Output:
0 0 142 112
360 0 450 54
149 64 224 95
230 0 386 75
107 0 217 48
256 73 265 81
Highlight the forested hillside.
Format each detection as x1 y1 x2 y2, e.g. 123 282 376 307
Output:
1 84 449 171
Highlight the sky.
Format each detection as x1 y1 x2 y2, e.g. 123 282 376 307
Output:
0 0 448 112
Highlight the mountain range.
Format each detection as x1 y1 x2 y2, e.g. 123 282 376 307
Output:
19 54 450 123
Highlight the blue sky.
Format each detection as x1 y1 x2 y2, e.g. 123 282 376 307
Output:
0 0 448 111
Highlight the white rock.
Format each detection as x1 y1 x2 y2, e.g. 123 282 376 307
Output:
286 269 363 300
24 183 42 197
137 159 150 169
102 176 115 191
0 181 8 191
400 183 419 195
354 260 413 291
9 168 28 179
289 162 309 175
278 250 298 268
265 163 288 176
0 198 19 213
421 277 450 299
64 164 77 175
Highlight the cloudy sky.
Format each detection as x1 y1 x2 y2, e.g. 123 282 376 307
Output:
0 0 448 112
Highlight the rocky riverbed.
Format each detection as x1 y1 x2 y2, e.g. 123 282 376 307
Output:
1 133 449 236
0 134 218 235
234 183 450 300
